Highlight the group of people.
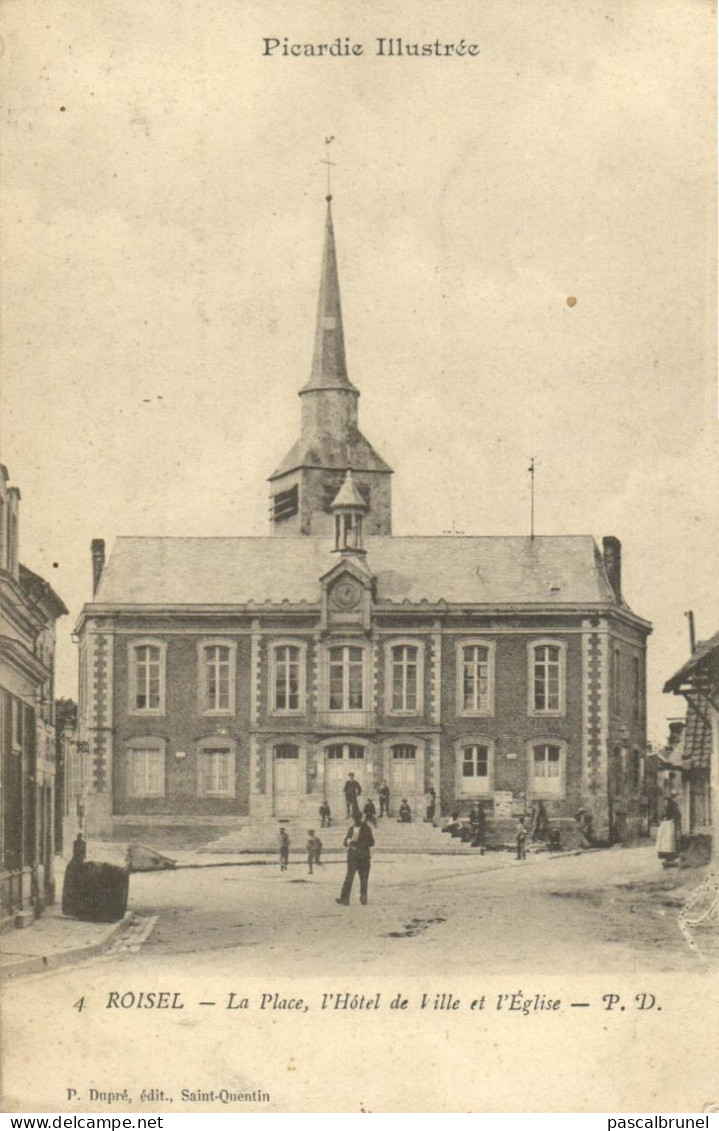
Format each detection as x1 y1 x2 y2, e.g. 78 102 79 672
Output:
279 827 323 874
276 774 440 906
281 786 685 905
342 774 437 825
277 811 374 905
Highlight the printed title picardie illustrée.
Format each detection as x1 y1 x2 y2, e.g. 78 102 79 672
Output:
262 36 480 57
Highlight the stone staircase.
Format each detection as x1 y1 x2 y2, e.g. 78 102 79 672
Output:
198 816 528 856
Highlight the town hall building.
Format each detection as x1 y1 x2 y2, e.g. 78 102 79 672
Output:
76 195 652 845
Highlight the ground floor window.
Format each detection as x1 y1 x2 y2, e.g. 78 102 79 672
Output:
461 744 491 793
198 747 235 797
127 746 165 797
455 739 493 796
531 743 564 796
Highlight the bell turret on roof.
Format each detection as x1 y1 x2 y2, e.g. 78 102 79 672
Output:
301 197 359 396
330 467 368 511
330 468 367 555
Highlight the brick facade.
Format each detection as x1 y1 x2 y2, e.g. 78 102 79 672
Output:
81 593 649 842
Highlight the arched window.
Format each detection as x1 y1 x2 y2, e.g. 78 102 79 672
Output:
387 641 423 714
528 640 565 716
455 738 494 796
530 742 565 797
197 739 236 798
328 645 365 711
392 744 417 760
125 737 166 797
632 656 641 723
271 643 305 714
326 743 365 761
613 647 622 715
129 640 166 715
199 641 236 714
456 640 495 716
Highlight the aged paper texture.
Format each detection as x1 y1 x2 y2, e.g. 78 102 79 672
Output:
1 0 717 1115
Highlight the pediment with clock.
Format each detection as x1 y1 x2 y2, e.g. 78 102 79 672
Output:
319 558 374 632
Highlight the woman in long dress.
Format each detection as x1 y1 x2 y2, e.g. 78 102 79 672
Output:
656 796 681 867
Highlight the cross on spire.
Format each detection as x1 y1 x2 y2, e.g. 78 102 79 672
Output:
320 155 336 200
320 138 337 200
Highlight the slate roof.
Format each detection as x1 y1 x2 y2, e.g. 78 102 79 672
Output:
269 429 392 480
664 630 719 693
301 199 357 395
682 700 713 771
330 469 368 510
91 534 624 610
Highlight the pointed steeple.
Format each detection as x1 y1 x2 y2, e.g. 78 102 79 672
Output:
301 197 359 394
268 193 393 538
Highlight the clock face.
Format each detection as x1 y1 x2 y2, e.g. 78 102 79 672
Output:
333 580 361 609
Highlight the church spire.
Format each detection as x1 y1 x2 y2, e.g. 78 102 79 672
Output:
301 197 359 395
268 192 393 538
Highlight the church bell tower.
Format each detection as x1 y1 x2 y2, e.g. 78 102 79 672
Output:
268 195 393 537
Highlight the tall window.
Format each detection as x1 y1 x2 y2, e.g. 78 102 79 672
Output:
632 656 641 723
204 646 231 712
328 645 364 710
613 647 621 715
530 641 564 715
460 643 493 714
273 645 302 712
8 512 17 574
531 743 563 796
391 645 418 712
131 642 165 714
198 640 236 715
631 749 642 791
198 746 234 797
127 746 165 797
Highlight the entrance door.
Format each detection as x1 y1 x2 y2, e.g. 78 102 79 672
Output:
273 745 300 816
391 745 417 807
325 744 366 819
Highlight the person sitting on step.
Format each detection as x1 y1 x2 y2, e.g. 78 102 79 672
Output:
398 799 412 823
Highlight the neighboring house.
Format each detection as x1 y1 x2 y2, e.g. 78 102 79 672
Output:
75 197 652 846
644 720 688 827
54 698 84 855
0 466 67 928
664 631 719 857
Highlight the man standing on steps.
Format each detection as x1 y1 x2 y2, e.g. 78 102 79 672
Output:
336 813 375 906
343 771 362 818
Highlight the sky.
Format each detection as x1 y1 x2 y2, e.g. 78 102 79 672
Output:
1 0 716 742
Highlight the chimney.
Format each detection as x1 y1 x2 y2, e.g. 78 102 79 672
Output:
91 539 105 596
602 536 622 603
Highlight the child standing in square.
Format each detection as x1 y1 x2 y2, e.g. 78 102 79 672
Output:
516 816 528 861
306 829 322 874
279 828 290 871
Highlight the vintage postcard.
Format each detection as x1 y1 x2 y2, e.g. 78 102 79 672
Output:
1 0 717 1115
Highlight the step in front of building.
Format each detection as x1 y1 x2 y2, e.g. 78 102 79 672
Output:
198 816 538 856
